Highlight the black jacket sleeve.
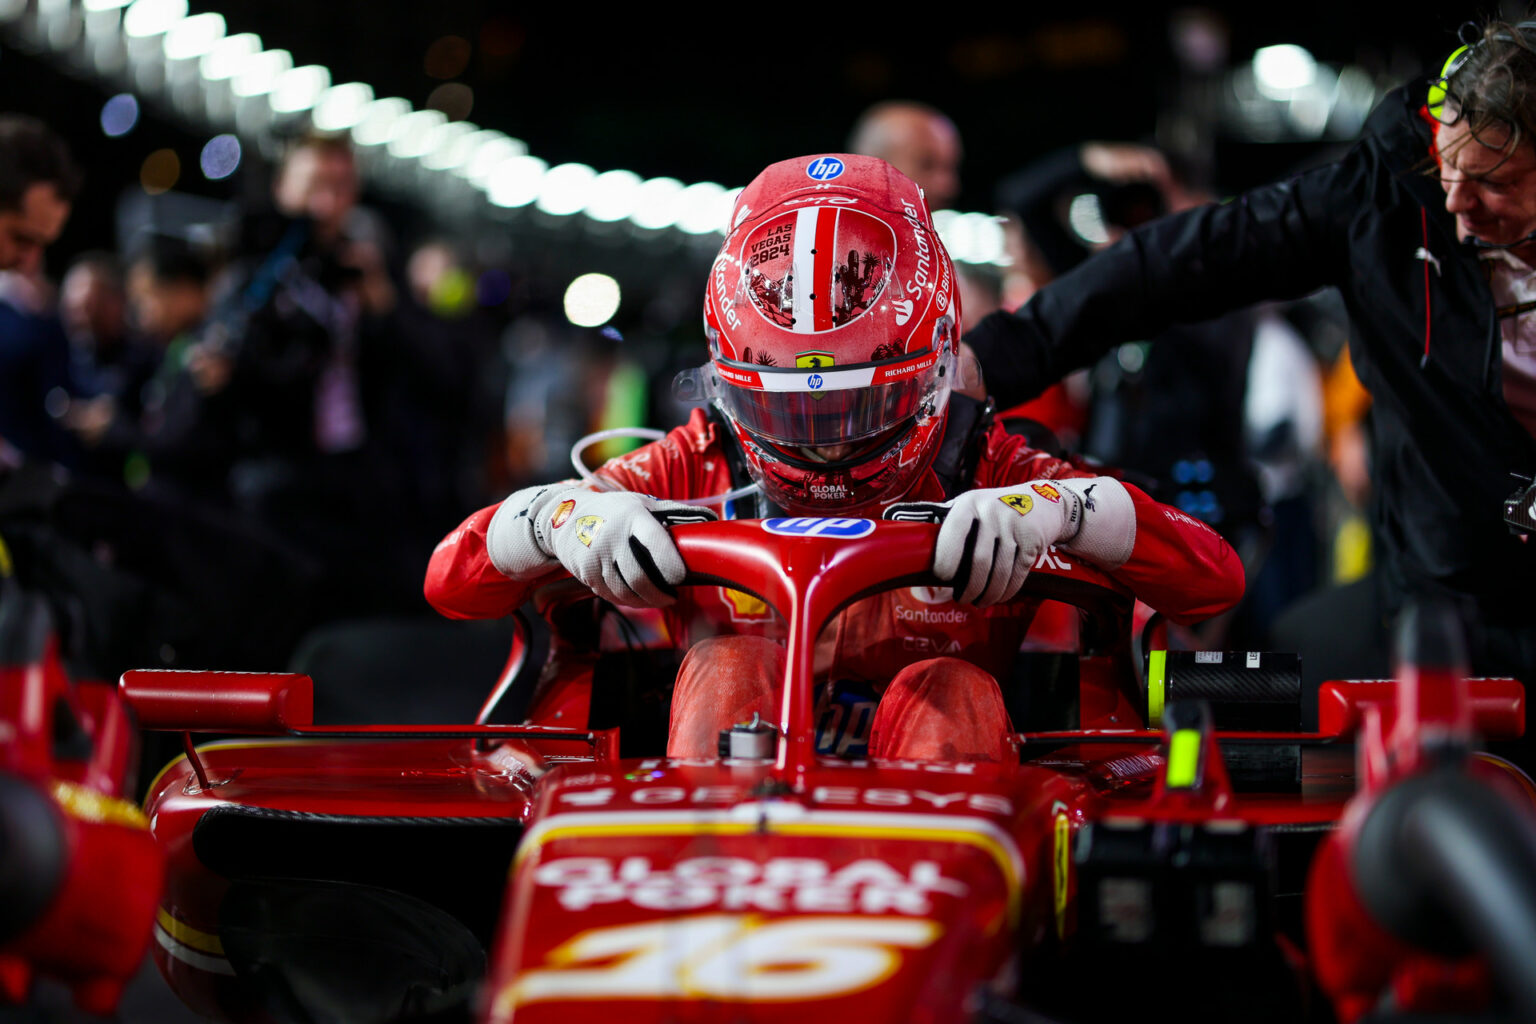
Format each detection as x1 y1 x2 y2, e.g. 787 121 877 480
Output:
966 143 1374 409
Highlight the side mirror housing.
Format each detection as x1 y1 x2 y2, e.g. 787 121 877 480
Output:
119 670 313 734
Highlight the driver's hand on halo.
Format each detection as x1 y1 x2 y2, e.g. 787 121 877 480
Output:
888 477 1134 607
484 482 716 607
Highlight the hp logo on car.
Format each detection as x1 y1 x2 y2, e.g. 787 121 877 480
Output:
806 157 845 181
807 373 825 390
762 518 876 539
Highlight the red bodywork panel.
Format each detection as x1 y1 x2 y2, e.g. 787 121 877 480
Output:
0 598 163 1017
119 520 1533 1022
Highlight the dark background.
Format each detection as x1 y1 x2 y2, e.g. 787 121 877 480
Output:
0 3 1493 281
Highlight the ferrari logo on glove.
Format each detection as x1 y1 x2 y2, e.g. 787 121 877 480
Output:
574 515 603 547
551 499 577 529
1000 493 1034 516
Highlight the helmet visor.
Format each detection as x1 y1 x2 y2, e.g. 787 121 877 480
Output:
674 343 955 447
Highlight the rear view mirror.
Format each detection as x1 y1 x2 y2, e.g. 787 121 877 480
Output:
119 670 313 734
1317 678 1524 741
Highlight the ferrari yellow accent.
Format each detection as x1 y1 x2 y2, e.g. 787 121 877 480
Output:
156 907 225 955
1147 650 1167 727
1053 810 1070 939
1166 729 1202 789
50 779 148 829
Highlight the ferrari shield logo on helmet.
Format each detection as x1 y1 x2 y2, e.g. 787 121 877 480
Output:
796 351 834 369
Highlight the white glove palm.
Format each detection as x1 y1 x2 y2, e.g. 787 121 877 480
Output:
487 483 716 607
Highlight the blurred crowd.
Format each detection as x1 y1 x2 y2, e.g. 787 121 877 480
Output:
1 101 1379 703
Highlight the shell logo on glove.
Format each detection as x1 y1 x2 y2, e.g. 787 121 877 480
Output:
574 516 603 547
1032 483 1062 503
1000 494 1034 516
551 500 577 529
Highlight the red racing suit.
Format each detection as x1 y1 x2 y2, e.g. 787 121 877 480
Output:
426 408 1244 751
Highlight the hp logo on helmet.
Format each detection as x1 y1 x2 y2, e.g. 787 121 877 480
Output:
807 373 825 390
806 157 845 181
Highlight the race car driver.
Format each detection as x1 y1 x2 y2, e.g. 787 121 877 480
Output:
425 154 1244 763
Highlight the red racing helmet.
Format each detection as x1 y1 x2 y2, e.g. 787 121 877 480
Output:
682 153 962 515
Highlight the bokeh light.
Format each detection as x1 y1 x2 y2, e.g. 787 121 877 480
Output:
423 35 471 79
535 162 596 217
429 268 475 318
563 273 621 327
100 92 139 136
585 169 643 223
487 155 547 209
426 81 473 122
199 133 241 179
140 148 181 194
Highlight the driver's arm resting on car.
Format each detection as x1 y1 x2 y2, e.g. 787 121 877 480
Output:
928 474 1242 624
423 478 714 617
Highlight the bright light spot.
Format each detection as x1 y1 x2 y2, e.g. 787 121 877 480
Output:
269 64 329 114
564 273 621 327
933 210 964 257
139 148 180 194
463 135 525 185
199 33 260 83
351 97 411 147
100 93 140 137
122 0 184 37
161 11 223 60
199 134 241 179
629 176 684 230
536 162 596 216
971 213 1009 266
676 181 730 235
934 211 1008 265
487 155 547 208
1067 193 1109 246
311 82 374 132
419 121 478 171
1253 44 1317 98
584 169 643 223
386 109 447 159
230 48 292 98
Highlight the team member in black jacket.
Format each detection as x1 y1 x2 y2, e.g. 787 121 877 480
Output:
964 20 1536 691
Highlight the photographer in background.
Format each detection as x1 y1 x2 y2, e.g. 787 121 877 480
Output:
208 131 418 619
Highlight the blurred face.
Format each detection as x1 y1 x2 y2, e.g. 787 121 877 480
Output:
0 183 69 274
884 113 962 211
60 265 125 345
1439 118 1536 251
274 145 359 243
127 265 206 342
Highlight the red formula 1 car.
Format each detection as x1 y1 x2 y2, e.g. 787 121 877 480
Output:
120 518 1536 1023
